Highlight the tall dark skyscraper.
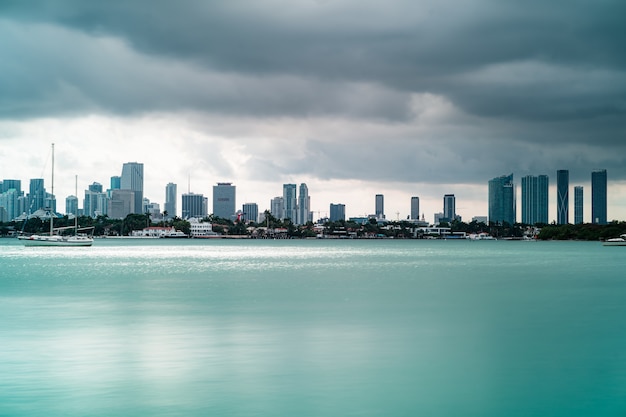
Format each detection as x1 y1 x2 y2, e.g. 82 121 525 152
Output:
592 169 607 224
330 203 345 222
443 194 456 221
164 183 177 219
29 178 45 213
556 170 569 224
213 182 236 219
375 194 384 219
521 175 549 225
410 196 420 220
488 174 515 225
574 186 583 224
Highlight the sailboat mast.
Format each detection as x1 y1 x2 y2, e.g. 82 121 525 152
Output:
75 174 78 233
50 143 55 236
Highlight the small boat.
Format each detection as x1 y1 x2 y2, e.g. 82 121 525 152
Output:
18 144 94 247
603 234 626 246
160 230 189 238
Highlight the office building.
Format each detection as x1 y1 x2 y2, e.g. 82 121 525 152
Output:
592 169 607 224
283 184 297 221
297 183 310 225
574 186 583 224
557 170 569 224
84 187 108 218
0 188 20 221
28 178 45 213
213 183 236 219
182 193 207 219
330 203 346 222
270 196 284 219
89 182 103 193
1 179 21 195
375 194 384 219
242 203 259 223
108 189 135 219
410 196 420 220
488 174 516 225
120 162 144 214
443 194 455 222
110 176 121 190
521 175 549 225
65 195 79 216
164 183 177 219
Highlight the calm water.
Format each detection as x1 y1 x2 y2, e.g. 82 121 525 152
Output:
1 238 625 416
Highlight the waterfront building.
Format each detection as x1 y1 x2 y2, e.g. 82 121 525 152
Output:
164 183 177 219
574 186 583 224
410 196 420 220
242 202 259 223
108 189 135 219
443 194 455 222
213 183 236 219
110 176 121 190
330 203 346 222
28 178 45 213
1 179 21 195
0 188 20 221
521 175 549 225
557 170 569 224
283 184 297 221
270 196 284 220
182 192 207 220
121 162 144 214
297 183 310 225
65 195 78 216
375 194 385 219
592 169 607 224
488 174 516 225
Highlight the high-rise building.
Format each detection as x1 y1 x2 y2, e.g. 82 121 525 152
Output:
283 184 297 221
270 196 284 219
574 186 583 224
84 186 108 218
488 174 515 225
110 176 121 190
557 170 569 224
297 183 310 225
242 203 259 223
164 183 177 219
521 175 549 225
108 189 135 219
443 194 455 222
120 162 143 214
89 182 103 193
0 188 20 221
410 196 420 220
330 203 346 222
213 183 236 219
375 194 384 219
65 195 79 216
592 169 607 224
28 178 45 213
182 193 207 219
1 179 21 195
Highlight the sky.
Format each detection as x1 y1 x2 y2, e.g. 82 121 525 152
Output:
1 0 625 222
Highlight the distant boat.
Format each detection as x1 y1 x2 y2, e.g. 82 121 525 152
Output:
18 144 94 247
603 234 626 247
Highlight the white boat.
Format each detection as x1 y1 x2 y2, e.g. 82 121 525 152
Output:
18 144 94 247
603 234 626 246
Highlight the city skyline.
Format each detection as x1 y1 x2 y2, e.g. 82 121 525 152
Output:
0 1 624 222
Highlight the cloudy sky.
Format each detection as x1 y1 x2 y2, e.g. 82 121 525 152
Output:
1 0 625 222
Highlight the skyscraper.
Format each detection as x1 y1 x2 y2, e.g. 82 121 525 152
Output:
330 203 346 222
270 196 284 219
574 186 583 224
592 169 607 224
108 189 135 219
557 169 569 224
65 195 78 216
213 183 236 219
164 183 177 219
410 196 420 220
182 193 206 219
242 203 258 223
121 162 144 214
297 183 310 225
521 175 549 225
1 179 21 195
443 194 455 222
488 174 515 225
375 194 384 219
110 176 121 190
28 178 45 213
283 184 297 221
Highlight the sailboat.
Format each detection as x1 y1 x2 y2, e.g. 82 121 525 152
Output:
18 144 94 247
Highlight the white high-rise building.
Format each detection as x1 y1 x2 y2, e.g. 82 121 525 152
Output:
297 183 310 225
270 196 284 220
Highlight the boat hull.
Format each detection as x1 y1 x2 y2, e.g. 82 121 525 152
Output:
18 235 93 247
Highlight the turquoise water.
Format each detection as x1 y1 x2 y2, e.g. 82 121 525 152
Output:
1 238 625 416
